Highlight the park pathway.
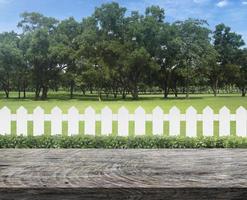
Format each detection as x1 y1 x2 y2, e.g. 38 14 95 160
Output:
0 149 247 199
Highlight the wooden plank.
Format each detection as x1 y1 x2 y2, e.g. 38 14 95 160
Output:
0 149 246 199
16 107 28 136
51 107 62 135
0 107 11 135
219 106 231 136
134 106 146 136
118 107 129 136
68 107 79 136
0 149 246 188
33 107 45 136
169 107 180 136
186 106 197 137
236 106 247 137
101 106 112 136
84 107 96 135
202 106 214 137
152 106 164 136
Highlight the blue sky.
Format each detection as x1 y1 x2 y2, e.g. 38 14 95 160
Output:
0 0 247 44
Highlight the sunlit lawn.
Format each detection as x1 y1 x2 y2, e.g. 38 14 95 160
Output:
0 91 246 136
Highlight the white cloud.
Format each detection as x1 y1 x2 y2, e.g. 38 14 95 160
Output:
242 1 247 5
216 0 228 8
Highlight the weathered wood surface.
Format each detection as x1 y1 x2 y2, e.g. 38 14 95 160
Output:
0 149 247 200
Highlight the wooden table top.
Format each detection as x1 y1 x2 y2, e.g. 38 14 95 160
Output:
0 149 247 199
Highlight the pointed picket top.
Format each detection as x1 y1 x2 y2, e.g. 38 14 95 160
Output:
34 106 44 113
219 106 230 137
0 106 11 114
152 106 163 136
17 106 27 114
169 106 180 114
51 106 62 114
0 106 11 135
118 106 129 136
152 106 163 114
85 106 95 114
219 106 230 114
102 106 112 114
118 106 128 114
236 106 246 114
135 106 145 114
236 106 247 137
101 106 112 136
186 106 197 114
203 106 213 114
68 106 79 114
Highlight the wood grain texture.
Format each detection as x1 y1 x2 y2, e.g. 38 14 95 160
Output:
0 149 247 200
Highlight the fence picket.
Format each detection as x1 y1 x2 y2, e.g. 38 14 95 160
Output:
118 107 129 136
16 106 28 136
202 106 214 137
101 106 112 136
68 107 79 136
0 107 11 135
169 107 180 136
33 106 44 136
134 106 146 136
84 107 95 135
219 107 231 136
152 107 163 136
51 107 62 135
186 106 197 137
236 107 247 137
0 106 245 137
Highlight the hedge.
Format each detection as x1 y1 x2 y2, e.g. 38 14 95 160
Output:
0 135 247 148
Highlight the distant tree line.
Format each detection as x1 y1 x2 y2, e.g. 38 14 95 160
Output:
0 2 246 100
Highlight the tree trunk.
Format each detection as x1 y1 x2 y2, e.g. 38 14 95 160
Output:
186 84 189 99
23 80 26 99
18 89 21 99
81 88 86 96
242 88 246 97
185 64 189 99
122 89 126 99
131 85 138 100
35 86 41 100
163 81 169 99
4 89 9 99
41 86 48 100
70 81 74 99
212 79 218 97
98 89 102 101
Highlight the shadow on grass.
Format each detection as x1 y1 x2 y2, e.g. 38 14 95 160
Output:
0 91 245 102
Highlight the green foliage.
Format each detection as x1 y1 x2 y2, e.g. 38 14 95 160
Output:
0 2 246 100
1 135 247 149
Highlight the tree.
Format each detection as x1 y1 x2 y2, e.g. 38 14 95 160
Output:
235 49 247 96
124 46 157 99
0 32 22 98
54 17 81 98
175 19 212 98
18 12 60 99
199 44 221 96
213 24 245 92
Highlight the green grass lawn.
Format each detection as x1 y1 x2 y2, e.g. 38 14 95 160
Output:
0 92 246 113
0 92 246 136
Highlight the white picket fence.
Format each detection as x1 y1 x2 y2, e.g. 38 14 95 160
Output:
0 106 246 137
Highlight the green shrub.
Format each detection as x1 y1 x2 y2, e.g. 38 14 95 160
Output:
1 135 247 148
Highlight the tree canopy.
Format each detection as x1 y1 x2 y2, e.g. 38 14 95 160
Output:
0 2 246 100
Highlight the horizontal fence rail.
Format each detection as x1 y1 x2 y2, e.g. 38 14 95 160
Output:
0 106 246 137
